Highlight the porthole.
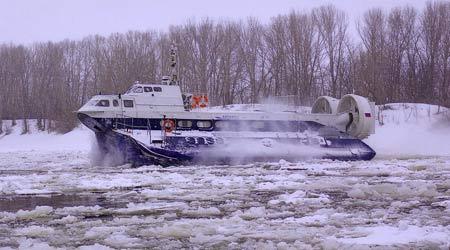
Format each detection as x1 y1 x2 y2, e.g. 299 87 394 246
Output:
177 120 192 128
197 120 212 128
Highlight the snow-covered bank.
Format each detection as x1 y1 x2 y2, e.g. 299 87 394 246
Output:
365 103 450 158
0 121 92 153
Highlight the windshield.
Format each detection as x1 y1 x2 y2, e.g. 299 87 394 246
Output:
125 86 134 94
95 100 110 107
87 99 99 106
125 86 144 94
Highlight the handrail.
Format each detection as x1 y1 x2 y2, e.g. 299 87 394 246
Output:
114 122 149 130
112 114 154 143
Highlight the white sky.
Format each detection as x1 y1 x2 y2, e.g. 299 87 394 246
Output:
0 0 428 44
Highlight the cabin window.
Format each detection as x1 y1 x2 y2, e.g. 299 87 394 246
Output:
197 120 212 128
113 100 119 107
153 87 162 92
133 87 143 93
144 87 153 92
177 120 192 128
96 100 110 107
123 100 134 108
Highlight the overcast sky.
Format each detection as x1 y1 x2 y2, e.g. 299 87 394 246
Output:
0 0 428 44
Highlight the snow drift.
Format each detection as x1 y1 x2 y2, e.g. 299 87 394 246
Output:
365 103 450 158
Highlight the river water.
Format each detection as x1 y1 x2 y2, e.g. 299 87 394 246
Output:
0 151 449 249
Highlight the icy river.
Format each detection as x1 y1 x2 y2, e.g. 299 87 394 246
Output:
0 150 449 249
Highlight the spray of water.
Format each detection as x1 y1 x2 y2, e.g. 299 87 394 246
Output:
192 100 331 165
89 132 125 167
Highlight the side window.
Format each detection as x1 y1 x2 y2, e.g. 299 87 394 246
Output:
96 100 110 107
113 100 119 107
133 87 143 93
177 120 192 128
197 120 212 128
144 87 153 92
123 100 134 108
153 87 162 92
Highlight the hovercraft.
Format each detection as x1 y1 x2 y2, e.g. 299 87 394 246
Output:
77 47 376 167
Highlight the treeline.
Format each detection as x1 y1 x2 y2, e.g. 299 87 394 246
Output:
0 2 449 133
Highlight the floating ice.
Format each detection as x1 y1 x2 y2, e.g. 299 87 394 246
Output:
104 231 141 248
15 226 55 237
16 206 53 220
0 148 449 248
334 225 450 246
78 244 113 250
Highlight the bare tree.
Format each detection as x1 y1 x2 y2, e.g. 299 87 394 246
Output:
419 1 448 104
313 5 349 97
238 18 270 103
384 6 419 102
357 8 387 102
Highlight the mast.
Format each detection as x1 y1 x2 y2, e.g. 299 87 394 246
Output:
169 43 178 85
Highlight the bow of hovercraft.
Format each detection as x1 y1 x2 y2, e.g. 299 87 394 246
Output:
77 112 191 167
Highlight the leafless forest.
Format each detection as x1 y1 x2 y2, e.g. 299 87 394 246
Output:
0 2 449 133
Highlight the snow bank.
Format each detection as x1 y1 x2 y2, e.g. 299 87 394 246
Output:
366 103 450 158
0 120 93 152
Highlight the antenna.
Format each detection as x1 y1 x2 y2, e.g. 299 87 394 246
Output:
169 43 178 85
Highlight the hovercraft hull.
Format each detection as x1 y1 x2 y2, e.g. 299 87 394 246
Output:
79 112 376 167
